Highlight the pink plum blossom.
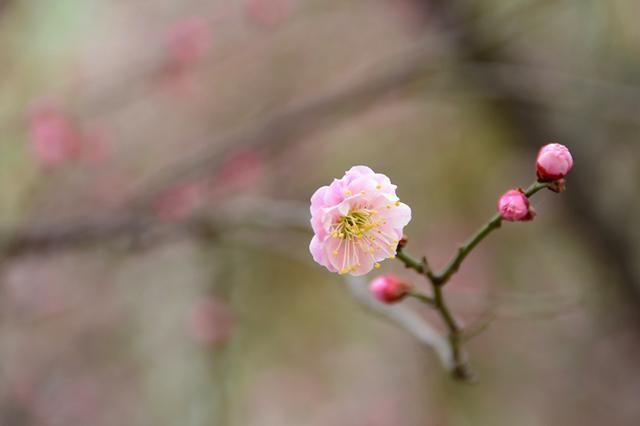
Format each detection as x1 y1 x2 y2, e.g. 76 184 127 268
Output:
498 188 534 221
536 143 573 181
369 275 412 303
309 166 411 276
27 102 81 168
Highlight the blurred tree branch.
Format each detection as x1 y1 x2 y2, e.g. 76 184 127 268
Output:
1 40 441 258
0 197 309 259
124 40 441 212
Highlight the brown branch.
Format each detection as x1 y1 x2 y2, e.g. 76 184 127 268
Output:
0 214 204 258
0 197 310 258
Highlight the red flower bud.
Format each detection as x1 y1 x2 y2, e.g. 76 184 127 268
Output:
369 275 412 304
536 143 573 181
498 189 534 222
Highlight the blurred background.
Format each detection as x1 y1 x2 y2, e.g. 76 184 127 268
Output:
1 0 639 425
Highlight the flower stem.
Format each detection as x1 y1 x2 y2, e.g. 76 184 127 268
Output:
395 180 551 381
431 181 550 285
407 290 435 306
395 250 425 274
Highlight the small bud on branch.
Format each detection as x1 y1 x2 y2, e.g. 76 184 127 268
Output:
536 143 573 182
498 188 535 222
369 275 413 303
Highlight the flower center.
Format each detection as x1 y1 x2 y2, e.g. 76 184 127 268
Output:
332 208 378 240
328 206 400 274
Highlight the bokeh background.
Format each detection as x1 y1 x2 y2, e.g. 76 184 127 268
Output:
1 0 639 425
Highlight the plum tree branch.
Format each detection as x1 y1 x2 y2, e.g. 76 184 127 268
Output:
395 180 551 381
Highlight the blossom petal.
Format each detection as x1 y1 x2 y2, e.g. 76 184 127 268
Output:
309 235 326 265
310 185 329 214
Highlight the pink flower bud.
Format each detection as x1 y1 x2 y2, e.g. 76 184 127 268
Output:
369 275 412 304
166 17 211 68
498 189 534 222
536 143 573 181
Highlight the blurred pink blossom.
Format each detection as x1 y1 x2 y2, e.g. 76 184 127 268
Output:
27 101 112 170
27 101 82 168
309 166 411 276
165 17 211 69
246 0 293 29
186 297 234 346
153 181 207 221
159 17 212 95
214 148 264 190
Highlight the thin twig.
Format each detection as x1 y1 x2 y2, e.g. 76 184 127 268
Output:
395 180 552 381
431 180 550 285
345 275 454 370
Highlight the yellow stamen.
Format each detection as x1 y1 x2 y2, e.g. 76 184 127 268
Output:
329 205 396 273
